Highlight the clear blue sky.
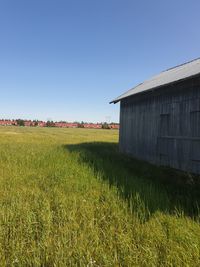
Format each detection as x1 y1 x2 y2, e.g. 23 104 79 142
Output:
1 0 200 122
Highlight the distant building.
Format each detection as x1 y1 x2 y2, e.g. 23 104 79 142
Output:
54 122 68 128
0 120 17 126
66 123 78 128
83 123 102 129
24 120 32 127
110 124 119 130
111 58 200 174
37 121 46 127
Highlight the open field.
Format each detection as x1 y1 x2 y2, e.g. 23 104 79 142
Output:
0 127 200 266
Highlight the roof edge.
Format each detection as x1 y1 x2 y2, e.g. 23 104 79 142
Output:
110 72 200 104
110 57 200 104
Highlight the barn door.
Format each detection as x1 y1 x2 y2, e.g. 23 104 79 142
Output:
157 102 175 167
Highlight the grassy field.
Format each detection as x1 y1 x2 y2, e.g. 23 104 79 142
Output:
0 126 200 266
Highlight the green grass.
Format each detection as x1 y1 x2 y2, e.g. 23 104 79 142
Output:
0 126 200 266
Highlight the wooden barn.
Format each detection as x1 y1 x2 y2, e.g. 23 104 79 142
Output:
111 58 200 174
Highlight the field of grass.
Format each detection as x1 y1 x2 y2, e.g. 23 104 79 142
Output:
0 126 200 266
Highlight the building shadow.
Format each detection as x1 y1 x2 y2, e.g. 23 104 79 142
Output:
65 142 200 221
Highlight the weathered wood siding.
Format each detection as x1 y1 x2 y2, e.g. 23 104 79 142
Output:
119 75 200 174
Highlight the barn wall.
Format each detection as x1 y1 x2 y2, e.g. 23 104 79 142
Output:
119 75 200 174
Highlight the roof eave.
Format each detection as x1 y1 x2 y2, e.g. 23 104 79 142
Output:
109 100 119 104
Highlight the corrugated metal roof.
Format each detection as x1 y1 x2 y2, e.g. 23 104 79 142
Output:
110 58 200 104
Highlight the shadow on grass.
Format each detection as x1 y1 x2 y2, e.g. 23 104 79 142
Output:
65 142 200 220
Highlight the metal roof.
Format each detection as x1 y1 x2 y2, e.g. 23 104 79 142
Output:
110 58 200 104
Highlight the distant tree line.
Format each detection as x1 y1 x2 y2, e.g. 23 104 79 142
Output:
102 122 110 129
16 119 25 126
1 118 119 129
46 121 55 127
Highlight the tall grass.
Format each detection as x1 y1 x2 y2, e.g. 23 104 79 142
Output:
0 126 200 266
